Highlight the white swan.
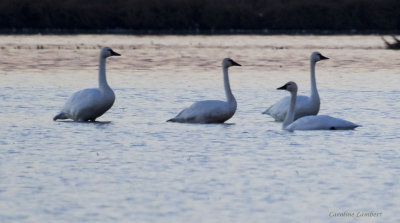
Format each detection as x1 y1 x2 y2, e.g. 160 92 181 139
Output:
278 81 360 131
263 51 328 121
53 47 120 122
167 58 241 123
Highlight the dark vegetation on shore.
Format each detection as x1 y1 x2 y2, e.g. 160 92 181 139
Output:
1 0 400 34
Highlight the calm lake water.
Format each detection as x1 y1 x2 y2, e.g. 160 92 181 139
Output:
0 35 399 222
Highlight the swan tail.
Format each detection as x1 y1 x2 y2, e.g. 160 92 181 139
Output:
331 125 360 130
262 106 285 121
262 106 272 114
53 113 68 121
167 109 187 122
167 117 195 123
167 118 176 122
167 117 182 122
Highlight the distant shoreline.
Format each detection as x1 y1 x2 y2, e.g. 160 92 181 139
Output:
0 29 399 35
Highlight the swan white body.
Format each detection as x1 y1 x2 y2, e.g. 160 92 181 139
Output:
263 95 318 121
286 115 359 131
168 58 240 124
53 47 120 122
170 100 237 123
279 81 360 131
263 52 328 121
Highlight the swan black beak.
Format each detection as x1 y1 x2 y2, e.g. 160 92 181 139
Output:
277 84 287 90
320 55 329 60
231 60 241 66
110 50 121 56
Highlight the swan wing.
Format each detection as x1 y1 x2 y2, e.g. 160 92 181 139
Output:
263 95 318 121
65 88 102 108
61 88 114 121
169 100 234 123
287 115 359 131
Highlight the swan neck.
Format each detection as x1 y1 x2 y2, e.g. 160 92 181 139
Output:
283 90 297 129
310 60 319 100
223 66 235 103
98 56 109 89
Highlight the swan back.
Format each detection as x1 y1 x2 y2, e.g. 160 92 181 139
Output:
287 115 360 131
63 88 115 121
168 100 235 123
263 95 319 121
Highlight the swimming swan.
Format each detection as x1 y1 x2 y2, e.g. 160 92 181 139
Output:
278 81 360 131
263 52 328 121
167 58 241 123
53 47 120 122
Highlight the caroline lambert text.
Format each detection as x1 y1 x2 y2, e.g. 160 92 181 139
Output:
329 212 382 217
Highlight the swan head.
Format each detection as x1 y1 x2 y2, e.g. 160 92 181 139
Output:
222 58 241 68
311 51 329 62
277 81 298 93
100 47 121 58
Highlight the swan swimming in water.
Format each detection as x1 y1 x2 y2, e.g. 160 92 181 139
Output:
53 47 120 122
263 52 328 121
278 81 360 131
167 58 241 123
